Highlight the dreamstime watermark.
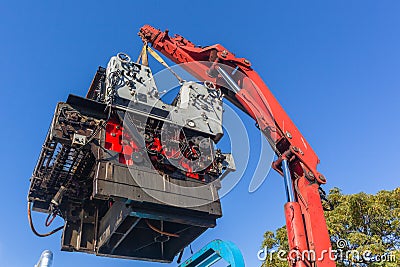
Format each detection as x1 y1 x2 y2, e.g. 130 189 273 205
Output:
257 239 397 264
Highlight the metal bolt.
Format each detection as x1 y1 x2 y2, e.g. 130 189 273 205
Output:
244 59 250 64
319 175 326 182
308 171 315 178
111 133 116 137
187 120 196 127
292 146 299 152
221 50 228 58
286 131 292 139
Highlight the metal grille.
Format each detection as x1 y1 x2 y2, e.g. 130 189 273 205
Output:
28 130 95 209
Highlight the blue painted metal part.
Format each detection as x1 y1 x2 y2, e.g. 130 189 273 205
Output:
178 239 245 267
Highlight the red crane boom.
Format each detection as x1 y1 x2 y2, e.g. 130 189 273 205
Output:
139 25 336 267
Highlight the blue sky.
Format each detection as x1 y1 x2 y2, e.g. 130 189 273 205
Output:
1 1 399 266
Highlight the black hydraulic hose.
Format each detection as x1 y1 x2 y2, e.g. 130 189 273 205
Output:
45 212 57 227
27 201 63 237
177 249 184 264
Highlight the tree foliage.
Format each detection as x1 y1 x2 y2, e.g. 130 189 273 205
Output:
261 187 400 266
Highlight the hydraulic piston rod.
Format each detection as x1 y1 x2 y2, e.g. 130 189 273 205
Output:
282 159 295 202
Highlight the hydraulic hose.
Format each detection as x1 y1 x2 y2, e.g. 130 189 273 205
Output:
27 201 63 237
145 219 180 238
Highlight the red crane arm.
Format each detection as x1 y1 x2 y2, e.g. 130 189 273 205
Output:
139 25 336 267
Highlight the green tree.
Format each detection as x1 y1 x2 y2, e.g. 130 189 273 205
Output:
261 187 400 266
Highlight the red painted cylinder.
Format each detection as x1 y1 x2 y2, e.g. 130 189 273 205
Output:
284 202 309 266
